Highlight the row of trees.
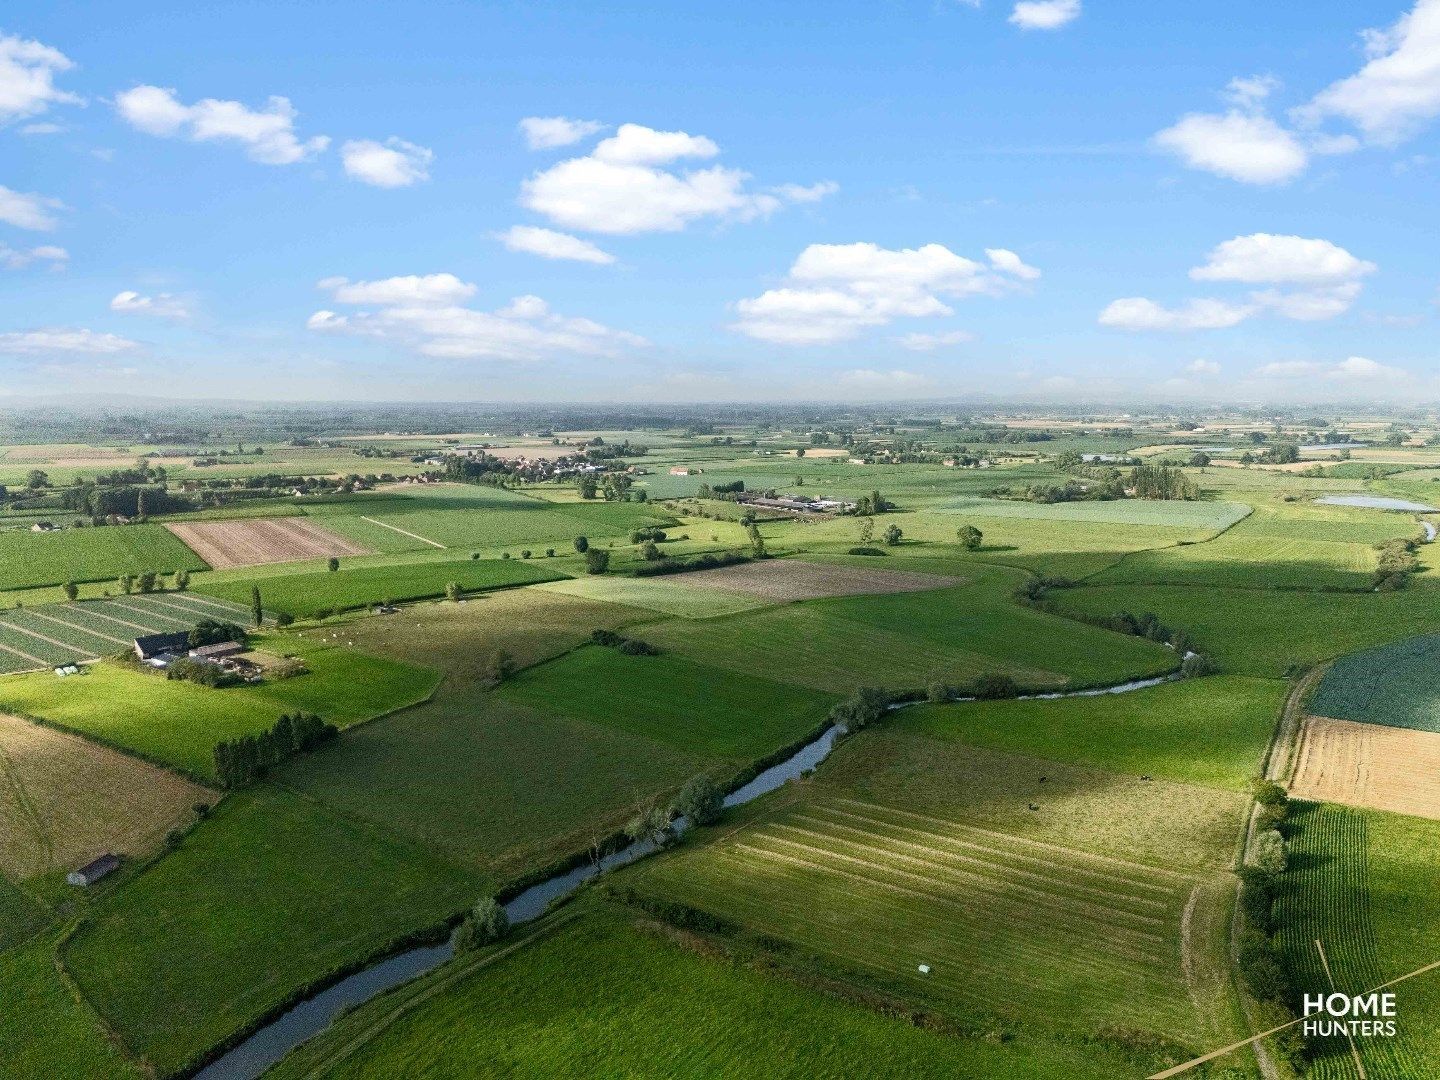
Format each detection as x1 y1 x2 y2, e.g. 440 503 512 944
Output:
213 712 337 789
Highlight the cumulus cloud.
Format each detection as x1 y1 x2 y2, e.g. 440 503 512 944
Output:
733 241 1037 345
1153 110 1309 184
110 290 190 320
497 225 615 265
341 138 432 187
309 273 645 361
1187 358 1222 375
898 329 976 351
1101 233 1375 331
0 328 137 354
1298 0 1440 145
519 116 606 150
0 243 66 270
772 180 840 203
520 122 828 235
0 185 63 230
0 33 81 123
985 247 1041 281
1009 0 1081 30
1254 356 1407 382
114 85 329 164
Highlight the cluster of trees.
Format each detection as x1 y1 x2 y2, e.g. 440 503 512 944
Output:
630 550 749 578
927 673 1020 702
1374 537 1420 590
189 619 246 648
454 897 510 953
829 687 891 733
213 712 338 788
1129 465 1198 501
591 628 660 655
629 526 667 544
61 483 188 519
696 480 745 499
852 490 890 516
166 657 241 688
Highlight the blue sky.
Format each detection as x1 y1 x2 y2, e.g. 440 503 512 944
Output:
2 0 1438 402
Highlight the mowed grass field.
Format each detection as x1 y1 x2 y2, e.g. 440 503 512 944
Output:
497 646 835 760
1310 634 1440 733
1087 529 1378 590
632 797 1228 1050
1275 804 1440 1078
899 675 1284 791
265 902 1161 1080
0 713 211 881
62 786 475 1076
938 496 1251 530
532 574 778 618
0 524 207 591
1051 584 1440 678
194 557 564 617
0 641 438 777
644 574 1176 695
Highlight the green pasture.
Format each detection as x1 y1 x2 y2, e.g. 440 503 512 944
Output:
497 646 834 760
194 558 564 617
266 902 1162 1080
1310 634 1440 732
1086 531 1378 590
900 675 1285 791
62 786 474 1076
0 641 437 777
1051 584 1440 678
0 525 206 591
937 496 1251 530
532 574 777 618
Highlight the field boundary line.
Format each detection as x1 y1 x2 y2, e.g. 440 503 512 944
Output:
125 592 239 622
359 516 447 549
0 617 93 660
161 591 260 619
1315 937 1368 1079
73 604 167 635
52 919 157 1078
0 638 51 668
26 608 130 647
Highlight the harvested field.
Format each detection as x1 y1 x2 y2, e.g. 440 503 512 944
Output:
676 558 960 602
165 518 371 569
0 713 211 880
1289 715 1440 820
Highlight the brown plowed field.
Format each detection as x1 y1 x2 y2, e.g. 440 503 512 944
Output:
0 714 211 880
677 558 960 602
1289 714 1440 820
165 518 371 569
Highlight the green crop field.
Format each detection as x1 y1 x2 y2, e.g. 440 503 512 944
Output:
937 496 1252 530
632 797 1231 1049
644 574 1175 694
497 646 835 760
1051 584 1440 678
265 902 1163 1080
0 641 438 777
899 675 1285 791
1309 634 1440 732
1275 804 1440 1078
61 786 475 1076
194 557 565 617
532 574 779 618
1087 531 1378 590
279 692 706 880
0 525 207 591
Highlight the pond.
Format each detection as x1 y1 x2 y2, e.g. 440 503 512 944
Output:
1314 495 1438 512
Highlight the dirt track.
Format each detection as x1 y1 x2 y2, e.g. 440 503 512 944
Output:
166 518 371 569
1290 714 1440 821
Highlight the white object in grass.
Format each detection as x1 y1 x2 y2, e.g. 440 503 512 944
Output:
918 964 931 974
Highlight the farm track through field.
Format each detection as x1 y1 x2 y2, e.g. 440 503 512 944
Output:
0 735 53 869
358 516 447 549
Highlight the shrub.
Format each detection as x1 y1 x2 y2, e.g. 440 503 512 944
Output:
445 581 462 601
573 535 589 553
1180 652 1217 678
830 687 890 732
640 539 663 561
1250 829 1288 875
847 546 887 556
674 774 724 826
274 611 295 627
521 549 532 559
585 548 610 575
926 680 953 704
972 673 1020 700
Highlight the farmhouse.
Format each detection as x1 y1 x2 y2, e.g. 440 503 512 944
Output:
189 641 244 661
133 631 193 662
669 466 693 476
68 852 121 887
30 521 56 532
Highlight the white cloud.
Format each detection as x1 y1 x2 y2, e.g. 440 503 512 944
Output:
520 122 822 235
1009 0 1081 30
0 33 81 123
110 290 190 320
114 85 329 164
1103 233 1375 330
0 185 63 230
838 369 929 391
1299 0 1440 145
1187 358 1222 375
0 328 137 354
1225 74 1281 108
497 224 615 265
0 243 66 269
18 121 62 135
1254 356 1407 382
985 247 1041 281
733 241 1036 345
1189 233 1376 285
898 329 976 351
340 138 432 188
319 273 476 306
1099 297 1255 331
1153 110 1309 184
310 274 645 361
518 116 606 150
772 180 840 204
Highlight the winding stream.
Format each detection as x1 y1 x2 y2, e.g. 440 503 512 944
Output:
195 670 1178 1079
